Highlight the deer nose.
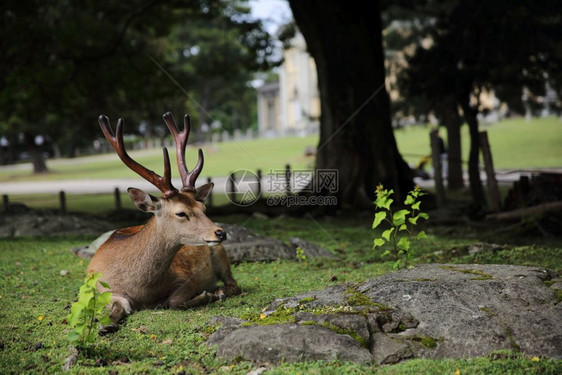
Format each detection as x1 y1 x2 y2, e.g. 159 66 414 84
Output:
215 229 227 242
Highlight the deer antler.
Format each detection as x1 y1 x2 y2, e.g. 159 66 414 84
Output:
162 112 204 192
99 115 179 197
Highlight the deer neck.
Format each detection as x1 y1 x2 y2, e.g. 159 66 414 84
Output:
129 216 183 285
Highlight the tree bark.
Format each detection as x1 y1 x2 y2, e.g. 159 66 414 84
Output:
459 98 485 206
436 96 464 190
24 133 48 174
289 0 413 208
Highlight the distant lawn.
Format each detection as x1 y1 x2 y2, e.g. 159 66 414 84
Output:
0 116 560 184
5 192 234 214
0 136 318 182
395 116 562 169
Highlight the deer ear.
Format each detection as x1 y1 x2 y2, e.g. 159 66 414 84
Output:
127 188 161 212
194 183 214 202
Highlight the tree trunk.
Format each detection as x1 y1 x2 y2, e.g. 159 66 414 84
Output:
24 133 48 174
459 99 486 206
437 96 464 190
289 0 413 208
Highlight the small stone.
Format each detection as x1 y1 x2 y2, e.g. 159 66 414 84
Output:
60 270 69 276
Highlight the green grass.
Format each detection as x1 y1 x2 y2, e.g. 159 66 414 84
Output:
1 117 561 184
394 116 562 169
0 136 318 182
5 192 233 213
1 214 561 374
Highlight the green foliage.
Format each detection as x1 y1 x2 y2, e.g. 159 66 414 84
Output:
67 272 112 346
295 247 307 263
372 185 429 269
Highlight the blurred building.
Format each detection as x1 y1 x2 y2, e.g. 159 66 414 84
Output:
257 29 320 137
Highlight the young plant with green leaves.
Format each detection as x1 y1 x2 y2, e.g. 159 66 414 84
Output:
67 272 112 346
372 185 429 269
296 247 307 263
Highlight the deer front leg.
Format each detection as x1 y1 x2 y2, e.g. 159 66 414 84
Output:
167 279 218 309
168 287 218 309
214 281 241 301
213 246 242 300
182 291 219 308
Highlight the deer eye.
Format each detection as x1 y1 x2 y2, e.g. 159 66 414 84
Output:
175 212 189 219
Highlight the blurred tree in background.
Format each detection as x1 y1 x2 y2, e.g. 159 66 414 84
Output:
289 0 414 208
385 0 562 207
0 0 277 173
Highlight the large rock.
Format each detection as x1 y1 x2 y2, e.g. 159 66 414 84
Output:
0 211 113 237
220 223 295 263
207 264 562 364
209 324 372 364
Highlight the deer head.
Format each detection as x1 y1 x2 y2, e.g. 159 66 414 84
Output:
98 112 226 246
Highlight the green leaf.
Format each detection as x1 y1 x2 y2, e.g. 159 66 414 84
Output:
382 228 394 241
68 330 80 342
381 250 391 258
419 212 430 220
411 201 421 210
74 325 85 335
408 216 419 225
373 238 386 249
68 302 86 326
381 197 394 210
404 194 415 205
97 291 112 307
416 231 427 239
392 209 409 226
372 211 387 229
85 273 100 289
397 237 410 251
67 271 112 345
99 280 111 289
99 316 112 326
392 260 401 270
398 224 408 231
375 189 394 210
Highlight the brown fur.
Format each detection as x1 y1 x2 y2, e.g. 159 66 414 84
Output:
87 189 240 330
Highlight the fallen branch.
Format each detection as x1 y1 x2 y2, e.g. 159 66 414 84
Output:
485 201 562 221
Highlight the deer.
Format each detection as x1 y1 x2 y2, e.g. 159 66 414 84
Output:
87 112 240 332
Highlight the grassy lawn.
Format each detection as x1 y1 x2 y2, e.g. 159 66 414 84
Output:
395 116 562 169
6 192 233 214
0 116 561 373
1 116 561 184
1 213 561 374
0 136 318 182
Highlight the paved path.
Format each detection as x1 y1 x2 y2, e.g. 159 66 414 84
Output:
0 177 229 195
1 169 559 195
